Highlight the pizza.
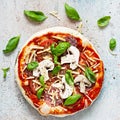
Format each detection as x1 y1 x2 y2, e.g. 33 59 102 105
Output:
15 27 104 117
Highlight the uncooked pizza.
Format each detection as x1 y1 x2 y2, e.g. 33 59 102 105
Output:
15 27 104 117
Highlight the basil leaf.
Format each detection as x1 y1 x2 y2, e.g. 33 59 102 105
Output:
27 61 38 70
64 3 80 21
64 94 81 106
53 55 60 64
65 70 74 86
85 67 96 83
37 87 44 99
39 76 45 87
109 38 116 51
24 10 47 22
51 42 70 56
2 67 10 78
3 36 20 54
52 65 61 75
97 16 111 27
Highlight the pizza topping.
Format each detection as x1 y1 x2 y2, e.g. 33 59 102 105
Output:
61 45 80 70
37 47 50 54
53 55 60 64
28 50 36 63
85 67 96 83
39 76 45 87
52 65 61 75
37 87 44 99
64 94 81 106
65 70 74 86
74 75 91 94
51 42 70 56
33 59 54 81
52 36 66 41
27 61 39 70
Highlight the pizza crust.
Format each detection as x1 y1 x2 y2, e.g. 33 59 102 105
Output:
15 26 104 117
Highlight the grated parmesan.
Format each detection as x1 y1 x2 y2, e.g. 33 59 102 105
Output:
37 47 50 54
52 36 66 41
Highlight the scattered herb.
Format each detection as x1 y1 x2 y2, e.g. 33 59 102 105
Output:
64 94 81 106
39 76 45 87
65 70 74 86
85 67 96 83
97 16 111 27
36 87 44 99
2 67 10 78
109 38 116 51
27 61 38 70
64 3 80 21
24 10 47 22
51 42 70 56
3 36 20 54
52 65 61 75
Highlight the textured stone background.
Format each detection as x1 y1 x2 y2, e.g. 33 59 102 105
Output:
0 0 120 120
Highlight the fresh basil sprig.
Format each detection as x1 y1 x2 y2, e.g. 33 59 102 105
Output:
2 67 10 78
27 61 38 70
64 94 81 106
37 87 44 99
64 3 80 21
85 67 96 83
3 36 20 54
52 65 61 75
109 38 116 51
39 76 45 87
51 42 70 56
65 70 74 86
24 10 47 22
97 16 111 27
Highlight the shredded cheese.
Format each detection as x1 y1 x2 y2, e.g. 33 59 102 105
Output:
93 63 100 69
52 36 66 41
28 50 36 63
32 80 40 85
84 52 95 62
49 11 60 20
30 45 44 50
85 94 93 102
77 22 83 33
37 47 50 54
93 69 99 73
26 76 35 80
78 64 85 71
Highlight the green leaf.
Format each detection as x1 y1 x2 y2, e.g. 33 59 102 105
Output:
3 36 20 54
27 61 38 71
24 10 47 22
52 65 61 75
109 38 116 51
53 55 60 64
64 3 80 21
39 76 45 87
51 42 70 56
2 67 10 78
64 94 81 106
65 70 74 86
37 87 44 99
85 67 96 83
97 16 111 27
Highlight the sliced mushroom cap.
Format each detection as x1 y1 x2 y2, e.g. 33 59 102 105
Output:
33 59 54 81
74 75 92 94
61 46 80 70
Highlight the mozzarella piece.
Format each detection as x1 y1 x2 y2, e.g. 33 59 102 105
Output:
39 103 51 115
61 46 80 70
33 60 54 81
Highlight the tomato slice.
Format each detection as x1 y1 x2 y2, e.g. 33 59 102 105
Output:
39 39 54 48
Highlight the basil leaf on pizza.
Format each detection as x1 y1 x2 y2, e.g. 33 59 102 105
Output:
27 61 38 70
85 67 96 83
3 35 20 54
64 94 81 106
24 10 47 22
51 42 70 56
15 27 104 117
65 3 80 21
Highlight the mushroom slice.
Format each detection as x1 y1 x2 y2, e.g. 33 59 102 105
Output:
74 75 92 94
33 60 54 81
61 46 80 70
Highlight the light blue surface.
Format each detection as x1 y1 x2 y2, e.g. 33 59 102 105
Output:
0 0 120 120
